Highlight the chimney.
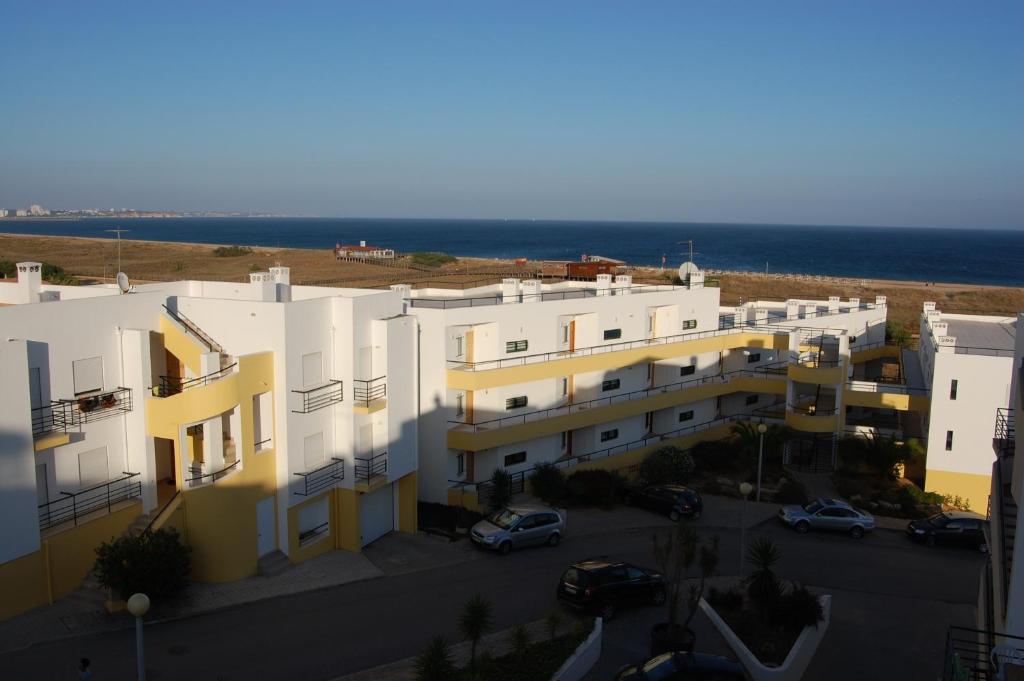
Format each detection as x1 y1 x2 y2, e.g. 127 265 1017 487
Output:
595 274 612 295
754 308 768 325
828 296 840 313
923 301 936 314
16 262 42 304
390 283 411 297
360 240 367 247
875 295 887 307
521 280 542 303
614 274 632 295
249 272 275 302
501 278 521 304
785 299 800 320
733 307 748 327
849 297 860 310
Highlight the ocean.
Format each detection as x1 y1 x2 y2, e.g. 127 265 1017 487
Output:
2 218 1023 287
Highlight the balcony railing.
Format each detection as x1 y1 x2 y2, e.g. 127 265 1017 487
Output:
353 377 387 408
292 380 344 413
846 380 929 396
156 365 236 397
31 403 67 437
38 472 142 531
410 284 686 309
185 459 240 488
448 362 788 433
32 387 134 436
788 402 839 417
795 352 842 369
995 407 1015 444
354 452 388 485
943 626 1024 681
162 304 223 354
294 458 345 496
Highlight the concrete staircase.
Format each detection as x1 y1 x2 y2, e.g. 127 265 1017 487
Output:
257 550 292 577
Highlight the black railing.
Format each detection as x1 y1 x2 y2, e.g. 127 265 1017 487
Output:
254 437 273 452
795 352 842 369
292 380 344 413
156 365 236 397
162 304 223 354
409 284 688 309
144 489 181 534
295 458 345 496
943 626 1024 681
354 452 388 484
299 521 330 545
38 472 141 531
995 407 1015 443
33 388 134 435
31 403 66 437
448 362 788 432
846 380 929 396
788 402 839 417
353 377 387 407
471 471 527 508
185 459 240 488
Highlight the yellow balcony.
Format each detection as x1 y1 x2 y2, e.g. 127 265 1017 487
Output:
785 404 839 433
353 377 387 414
787 356 845 385
843 381 930 412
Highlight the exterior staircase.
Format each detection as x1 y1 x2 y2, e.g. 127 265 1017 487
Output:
63 569 110 612
257 550 292 577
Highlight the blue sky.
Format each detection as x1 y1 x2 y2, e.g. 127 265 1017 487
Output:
1 1 1021 228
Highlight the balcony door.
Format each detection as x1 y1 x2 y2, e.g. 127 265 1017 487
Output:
256 496 275 557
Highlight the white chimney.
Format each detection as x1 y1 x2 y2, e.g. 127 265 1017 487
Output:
360 240 367 247
16 262 42 304
521 280 543 303
390 283 411 297
875 295 887 307
733 306 748 327
754 308 768 325
613 274 632 295
596 274 613 295
923 301 936 313
501 278 521 304
269 266 290 285
849 297 860 309
785 299 800 320
828 296 840 313
249 272 275 302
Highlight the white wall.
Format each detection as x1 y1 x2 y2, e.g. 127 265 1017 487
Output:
0 341 40 563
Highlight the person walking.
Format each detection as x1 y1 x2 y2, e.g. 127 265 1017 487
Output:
78 658 93 680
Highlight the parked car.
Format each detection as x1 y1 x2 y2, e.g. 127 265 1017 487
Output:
625 484 704 521
470 504 564 555
616 652 748 680
556 558 665 620
778 498 875 538
906 511 988 551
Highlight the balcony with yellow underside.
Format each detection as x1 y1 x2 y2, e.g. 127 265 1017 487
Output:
787 361 845 385
353 377 387 415
446 330 789 390
842 382 930 412
785 406 839 433
447 373 786 451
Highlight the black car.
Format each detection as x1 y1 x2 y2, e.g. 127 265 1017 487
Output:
906 511 988 551
626 484 703 521
616 652 747 680
556 559 665 620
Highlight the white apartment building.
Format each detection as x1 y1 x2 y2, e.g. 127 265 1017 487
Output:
0 263 418 621
917 304 1016 509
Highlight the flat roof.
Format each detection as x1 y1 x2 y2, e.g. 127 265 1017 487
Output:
942 317 1016 351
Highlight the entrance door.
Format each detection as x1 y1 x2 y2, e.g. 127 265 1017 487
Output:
360 483 394 547
256 497 276 556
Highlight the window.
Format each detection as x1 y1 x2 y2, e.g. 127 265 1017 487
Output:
455 335 464 358
679 410 694 423
561 377 569 397
601 379 620 391
647 363 654 381
560 431 568 450
72 356 104 395
680 365 696 377
682 319 697 330
301 352 323 388
253 391 274 451
747 353 761 364
303 432 325 470
506 340 528 353
456 452 465 476
949 379 958 400
644 411 654 431
455 393 465 417
946 430 954 451
504 451 527 466
562 324 570 344
506 396 528 410
745 395 759 405
78 447 108 488
604 329 622 340
600 428 619 442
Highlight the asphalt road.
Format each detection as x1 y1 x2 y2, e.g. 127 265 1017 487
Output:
0 519 984 681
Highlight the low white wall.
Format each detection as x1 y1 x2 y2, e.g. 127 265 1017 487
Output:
550 617 602 681
700 595 831 681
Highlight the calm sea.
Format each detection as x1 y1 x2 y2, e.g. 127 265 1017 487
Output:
2 218 1023 287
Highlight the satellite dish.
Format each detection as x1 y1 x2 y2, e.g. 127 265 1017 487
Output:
116 272 131 294
677 261 702 281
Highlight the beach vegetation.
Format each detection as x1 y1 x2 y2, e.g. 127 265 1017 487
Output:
411 251 457 267
212 245 254 257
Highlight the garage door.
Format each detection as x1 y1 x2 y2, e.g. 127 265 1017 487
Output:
359 483 394 547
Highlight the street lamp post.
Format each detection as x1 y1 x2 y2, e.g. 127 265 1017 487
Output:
756 423 768 502
738 481 753 578
127 592 150 681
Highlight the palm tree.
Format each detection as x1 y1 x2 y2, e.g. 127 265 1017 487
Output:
730 422 794 474
458 594 494 668
414 636 457 681
745 537 783 622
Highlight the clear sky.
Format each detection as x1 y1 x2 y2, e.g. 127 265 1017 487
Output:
1 1 1021 228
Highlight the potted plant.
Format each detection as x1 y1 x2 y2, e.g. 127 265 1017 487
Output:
100 392 118 409
650 522 719 656
78 396 98 413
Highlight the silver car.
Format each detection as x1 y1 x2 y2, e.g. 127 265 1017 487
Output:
778 497 875 539
470 505 565 555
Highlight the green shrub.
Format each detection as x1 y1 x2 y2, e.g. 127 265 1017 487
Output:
774 479 808 505
707 586 744 611
42 263 79 285
0 260 16 277
528 462 566 503
487 469 513 511
689 439 738 473
639 446 695 485
414 635 457 681
565 469 622 507
93 527 191 601
410 251 457 267
779 584 824 630
885 320 911 347
212 245 254 257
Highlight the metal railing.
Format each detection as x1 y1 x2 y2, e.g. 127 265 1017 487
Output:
31 403 66 437
254 437 274 452
144 489 181 534
409 284 687 309
32 387 134 435
162 304 224 354
846 380 929 396
185 459 240 488
995 407 1015 443
448 362 788 432
354 452 388 484
353 377 387 407
294 458 345 496
292 380 344 413
795 352 842 369
787 402 839 417
298 521 330 545
156 365 236 397
38 472 142 531
943 626 1024 681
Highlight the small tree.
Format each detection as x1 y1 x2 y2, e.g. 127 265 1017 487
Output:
528 462 566 503
414 635 457 681
488 469 513 511
652 522 719 632
886 320 911 348
94 527 191 601
745 537 783 623
458 594 494 668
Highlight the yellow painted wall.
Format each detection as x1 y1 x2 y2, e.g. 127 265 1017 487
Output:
787 363 845 385
448 376 786 450
924 469 992 513
398 473 418 534
287 491 335 565
851 345 901 364
0 501 142 621
335 489 361 552
785 411 839 433
842 389 930 413
159 315 205 375
446 331 788 390
152 495 187 538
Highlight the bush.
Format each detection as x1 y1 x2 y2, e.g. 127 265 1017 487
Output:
565 469 622 507
779 584 824 630
639 446 695 485
528 463 566 503
689 439 739 473
487 469 513 511
0 260 16 278
93 527 191 601
410 251 457 267
0 261 78 284
415 635 457 681
774 478 808 505
707 586 744 611
212 245 254 257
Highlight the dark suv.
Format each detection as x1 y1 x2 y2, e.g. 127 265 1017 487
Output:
557 559 665 620
626 484 703 521
906 511 988 551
